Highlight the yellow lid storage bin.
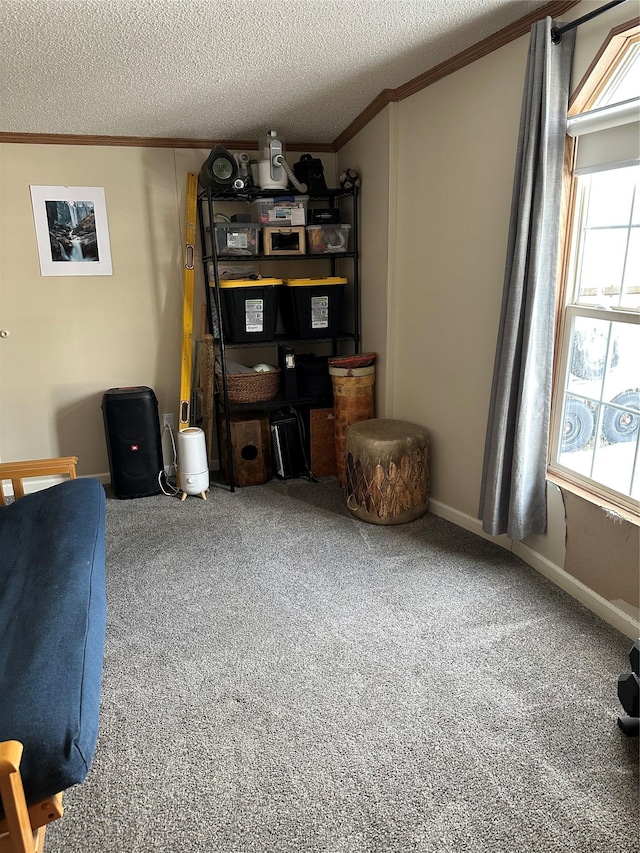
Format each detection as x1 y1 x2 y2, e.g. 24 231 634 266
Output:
215 278 283 342
282 277 348 339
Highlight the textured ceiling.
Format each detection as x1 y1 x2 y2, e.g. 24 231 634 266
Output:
0 0 549 144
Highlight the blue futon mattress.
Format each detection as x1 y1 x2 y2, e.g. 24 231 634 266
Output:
0 477 106 809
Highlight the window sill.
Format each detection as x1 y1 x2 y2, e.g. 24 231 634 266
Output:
546 470 640 527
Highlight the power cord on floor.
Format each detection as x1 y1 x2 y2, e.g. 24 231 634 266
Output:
159 422 180 496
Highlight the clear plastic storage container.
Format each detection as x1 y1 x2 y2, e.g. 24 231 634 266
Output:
305 224 351 253
214 222 261 256
252 195 309 227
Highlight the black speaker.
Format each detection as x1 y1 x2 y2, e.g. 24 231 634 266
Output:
101 386 163 498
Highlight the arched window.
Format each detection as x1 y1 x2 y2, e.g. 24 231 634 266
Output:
548 21 640 518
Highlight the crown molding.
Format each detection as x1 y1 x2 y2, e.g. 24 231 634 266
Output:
331 0 581 150
394 0 581 101
331 90 397 153
0 132 334 152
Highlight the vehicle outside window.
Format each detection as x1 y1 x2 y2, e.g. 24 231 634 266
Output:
550 163 639 511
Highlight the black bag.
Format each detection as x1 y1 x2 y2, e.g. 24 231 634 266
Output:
293 154 327 193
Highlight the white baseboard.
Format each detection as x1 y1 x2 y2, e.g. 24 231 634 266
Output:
513 541 640 640
429 498 640 640
428 498 512 550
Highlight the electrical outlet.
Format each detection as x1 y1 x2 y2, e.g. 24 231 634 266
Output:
162 413 174 430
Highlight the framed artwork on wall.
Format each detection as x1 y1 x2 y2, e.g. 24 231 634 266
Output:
30 185 113 276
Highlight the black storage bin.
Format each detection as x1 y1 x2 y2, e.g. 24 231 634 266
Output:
218 278 282 343
282 277 347 339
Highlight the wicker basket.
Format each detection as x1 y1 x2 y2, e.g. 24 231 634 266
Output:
216 368 280 403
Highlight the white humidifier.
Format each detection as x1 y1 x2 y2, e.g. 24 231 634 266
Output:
177 427 209 501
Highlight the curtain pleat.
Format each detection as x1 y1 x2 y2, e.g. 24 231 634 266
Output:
479 18 575 540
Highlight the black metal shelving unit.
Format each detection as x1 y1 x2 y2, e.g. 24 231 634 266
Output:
197 185 360 490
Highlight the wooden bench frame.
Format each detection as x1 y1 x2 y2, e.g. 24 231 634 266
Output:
0 457 77 506
0 458 78 853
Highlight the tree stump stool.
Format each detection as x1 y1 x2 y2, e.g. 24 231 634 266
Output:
345 418 430 525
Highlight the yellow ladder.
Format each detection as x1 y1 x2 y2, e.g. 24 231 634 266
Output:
179 172 198 430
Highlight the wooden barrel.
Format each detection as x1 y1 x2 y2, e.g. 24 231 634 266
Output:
329 365 375 488
345 418 430 525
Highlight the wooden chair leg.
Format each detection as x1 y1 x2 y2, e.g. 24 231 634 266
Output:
32 827 46 853
0 742 35 853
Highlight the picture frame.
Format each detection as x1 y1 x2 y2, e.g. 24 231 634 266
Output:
30 185 113 276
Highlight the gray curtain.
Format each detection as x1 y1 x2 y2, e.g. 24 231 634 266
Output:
479 18 575 540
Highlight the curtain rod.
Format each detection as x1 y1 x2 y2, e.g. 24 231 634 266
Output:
551 0 628 43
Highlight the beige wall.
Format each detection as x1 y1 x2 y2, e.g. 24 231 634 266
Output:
337 106 396 417
394 36 525 519
0 144 183 476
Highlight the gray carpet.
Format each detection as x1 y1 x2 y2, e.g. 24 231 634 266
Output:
46 476 638 852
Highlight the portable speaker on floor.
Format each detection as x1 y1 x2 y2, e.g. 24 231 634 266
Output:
102 386 163 498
